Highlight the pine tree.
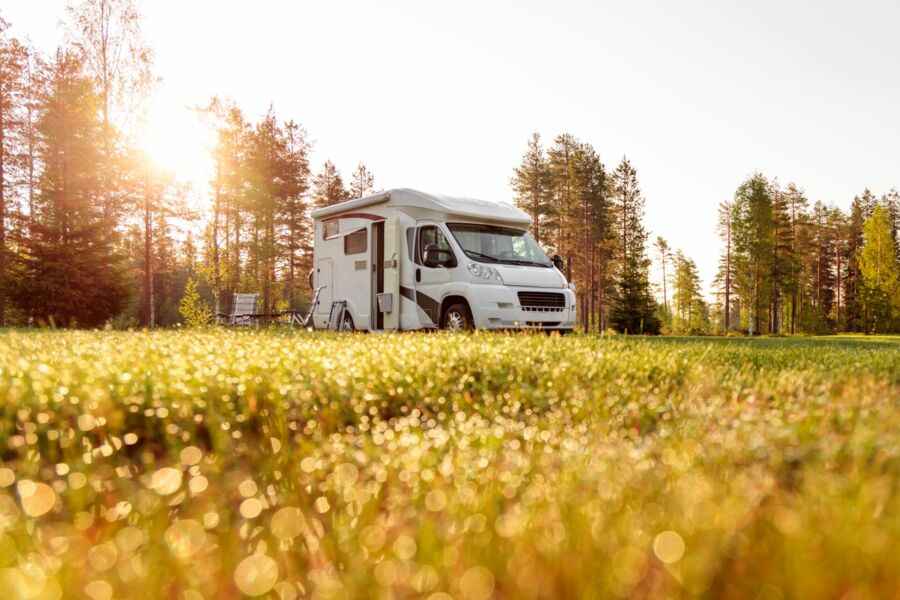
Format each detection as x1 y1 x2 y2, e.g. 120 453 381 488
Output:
348 162 374 199
654 236 672 327
279 120 311 310
715 200 736 332
312 160 347 209
783 183 808 334
13 50 127 327
732 174 774 335
0 19 29 326
511 132 551 244
609 157 657 334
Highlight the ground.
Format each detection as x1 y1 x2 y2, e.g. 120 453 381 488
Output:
0 330 898 599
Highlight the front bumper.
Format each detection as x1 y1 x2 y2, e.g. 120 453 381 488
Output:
468 285 576 330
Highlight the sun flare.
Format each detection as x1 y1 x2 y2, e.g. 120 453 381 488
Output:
143 92 213 187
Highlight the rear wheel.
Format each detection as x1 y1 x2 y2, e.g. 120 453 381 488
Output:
442 303 473 332
341 312 355 332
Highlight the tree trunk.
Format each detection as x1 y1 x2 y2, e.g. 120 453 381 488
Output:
143 194 154 328
212 182 222 316
0 99 5 327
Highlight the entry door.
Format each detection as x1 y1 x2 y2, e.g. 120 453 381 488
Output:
413 223 454 327
382 217 401 330
316 258 333 313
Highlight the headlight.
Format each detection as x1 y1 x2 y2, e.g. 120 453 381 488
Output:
468 261 503 281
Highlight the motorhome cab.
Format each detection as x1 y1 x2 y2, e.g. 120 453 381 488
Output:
310 189 576 332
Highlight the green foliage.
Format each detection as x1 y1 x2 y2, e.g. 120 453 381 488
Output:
178 276 211 327
0 330 899 597
858 204 900 328
610 265 661 334
12 50 128 327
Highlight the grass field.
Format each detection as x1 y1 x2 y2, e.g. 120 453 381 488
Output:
0 330 898 599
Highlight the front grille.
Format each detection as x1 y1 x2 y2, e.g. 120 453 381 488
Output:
517 292 566 312
526 321 561 327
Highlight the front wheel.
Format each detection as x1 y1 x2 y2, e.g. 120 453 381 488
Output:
441 303 473 332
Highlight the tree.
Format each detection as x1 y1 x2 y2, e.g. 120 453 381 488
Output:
0 19 29 326
858 204 900 333
715 200 735 332
179 275 211 327
348 162 374 199
13 50 128 327
608 267 661 334
671 250 708 334
654 236 672 327
511 132 551 244
782 183 807 334
608 157 657 334
279 120 311 310
312 160 347 209
732 174 774 335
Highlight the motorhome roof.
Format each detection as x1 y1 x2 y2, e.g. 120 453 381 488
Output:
310 188 531 226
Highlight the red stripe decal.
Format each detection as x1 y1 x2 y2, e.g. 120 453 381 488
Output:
323 212 384 222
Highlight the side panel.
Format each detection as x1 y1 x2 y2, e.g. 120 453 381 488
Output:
382 217 401 330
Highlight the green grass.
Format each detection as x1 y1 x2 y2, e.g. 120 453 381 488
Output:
0 330 898 599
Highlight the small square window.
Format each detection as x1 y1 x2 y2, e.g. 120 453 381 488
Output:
323 220 339 239
344 228 367 255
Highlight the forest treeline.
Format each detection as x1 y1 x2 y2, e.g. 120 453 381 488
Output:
511 133 900 334
1 2 899 333
0 2 372 327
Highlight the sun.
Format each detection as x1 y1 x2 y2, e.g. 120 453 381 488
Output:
142 91 213 188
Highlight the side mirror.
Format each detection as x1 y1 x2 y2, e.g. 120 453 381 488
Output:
552 254 564 271
424 244 452 268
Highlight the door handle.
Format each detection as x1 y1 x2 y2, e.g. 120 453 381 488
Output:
415 268 421 283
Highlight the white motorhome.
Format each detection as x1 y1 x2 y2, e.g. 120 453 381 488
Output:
309 189 576 332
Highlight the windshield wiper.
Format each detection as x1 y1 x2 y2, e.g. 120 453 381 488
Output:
500 259 551 267
464 251 500 263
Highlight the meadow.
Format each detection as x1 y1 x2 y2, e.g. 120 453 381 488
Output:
0 330 898 599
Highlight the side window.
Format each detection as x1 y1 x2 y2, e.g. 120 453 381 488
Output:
323 220 339 239
343 228 367 255
416 226 455 267
406 227 415 261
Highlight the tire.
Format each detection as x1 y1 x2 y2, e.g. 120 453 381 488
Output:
308 269 315 290
441 302 473 332
341 312 355 332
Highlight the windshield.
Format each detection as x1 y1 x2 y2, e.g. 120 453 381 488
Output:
447 223 553 267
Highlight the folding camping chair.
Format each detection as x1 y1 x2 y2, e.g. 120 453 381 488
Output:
283 286 326 327
218 293 259 327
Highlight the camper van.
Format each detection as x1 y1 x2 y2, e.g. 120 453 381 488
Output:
309 189 576 332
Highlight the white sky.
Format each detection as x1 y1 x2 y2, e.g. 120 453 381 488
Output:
4 0 899 295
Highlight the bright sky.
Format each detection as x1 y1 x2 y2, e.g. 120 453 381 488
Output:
4 0 900 295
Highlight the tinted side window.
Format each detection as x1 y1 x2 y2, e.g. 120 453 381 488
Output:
343 228 367 255
417 226 455 266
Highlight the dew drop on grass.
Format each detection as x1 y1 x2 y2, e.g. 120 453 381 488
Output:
234 554 278 597
17 480 56 517
314 497 330 514
164 519 206 559
150 468 182 495
84 580 112 600
188 476 209 495
87 542 118 572
180 446 203 466
240 498 263 519
0 469 14 488
653 530 685 564
425 490 447 512
238 480 258 498
460 566 495 600
270 507 304 539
